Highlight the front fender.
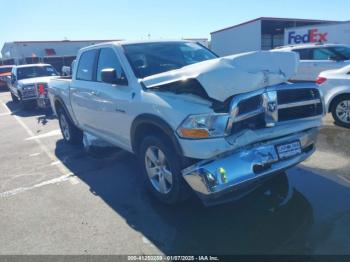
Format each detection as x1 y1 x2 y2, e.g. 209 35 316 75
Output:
130 114 183 156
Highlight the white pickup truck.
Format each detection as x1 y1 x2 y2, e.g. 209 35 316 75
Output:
48 40 324 205
9 64 59 109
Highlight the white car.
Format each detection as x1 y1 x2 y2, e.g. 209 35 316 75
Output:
275 43 350 82
317 65 350 127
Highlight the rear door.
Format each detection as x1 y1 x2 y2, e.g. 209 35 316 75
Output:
70 49 99 130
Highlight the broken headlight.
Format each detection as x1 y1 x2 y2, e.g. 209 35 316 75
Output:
177 113 230 139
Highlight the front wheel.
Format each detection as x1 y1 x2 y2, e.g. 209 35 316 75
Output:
57 108 83 144
331 95 350 128
139 135 190 204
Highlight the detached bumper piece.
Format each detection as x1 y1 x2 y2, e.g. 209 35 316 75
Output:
182 128 318 205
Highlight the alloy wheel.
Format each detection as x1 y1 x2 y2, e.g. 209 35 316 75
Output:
336 100 350 124
145 146 173 194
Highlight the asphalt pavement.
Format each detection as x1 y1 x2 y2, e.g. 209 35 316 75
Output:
0 89 349 255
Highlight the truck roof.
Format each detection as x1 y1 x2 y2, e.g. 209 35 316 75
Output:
275 43 349 50
78 39 192 52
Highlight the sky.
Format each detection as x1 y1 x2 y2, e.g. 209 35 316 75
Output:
1 0 349 55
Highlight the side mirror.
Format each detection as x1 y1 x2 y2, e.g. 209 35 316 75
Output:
101 68 127 85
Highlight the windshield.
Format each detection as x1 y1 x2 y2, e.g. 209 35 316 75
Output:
17 66 58 80
0 67 12 74
123 42 218 78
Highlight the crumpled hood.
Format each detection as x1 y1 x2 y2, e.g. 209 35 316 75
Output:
142 51 299 102
18 76 59 86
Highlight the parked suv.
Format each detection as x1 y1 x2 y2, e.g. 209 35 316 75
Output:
275 43 350 82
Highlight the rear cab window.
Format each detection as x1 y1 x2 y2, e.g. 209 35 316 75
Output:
292 48 313 60
76 49 98 81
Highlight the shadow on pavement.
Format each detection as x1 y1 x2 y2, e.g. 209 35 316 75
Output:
54 140 321 255
5 100 55 125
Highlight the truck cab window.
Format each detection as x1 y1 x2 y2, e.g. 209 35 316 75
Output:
96 48 127 84
312 48 334 60
76 50 97 81
293 48 312 60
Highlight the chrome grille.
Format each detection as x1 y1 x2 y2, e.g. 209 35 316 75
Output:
227 86 323 135
21 85 37 98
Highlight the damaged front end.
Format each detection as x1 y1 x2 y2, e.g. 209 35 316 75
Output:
181 84 324 205
182 128 317 205
142 50 323 204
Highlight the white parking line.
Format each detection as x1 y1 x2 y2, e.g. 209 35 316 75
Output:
29 153 41 157
0 174 74 198
0 99 80 195
25 129 61 141
50 161 61 166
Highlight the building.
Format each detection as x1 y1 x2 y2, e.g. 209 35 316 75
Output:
284 21 350 45
1 39 122 71
211 17 339 56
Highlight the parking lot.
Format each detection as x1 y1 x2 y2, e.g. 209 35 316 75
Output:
0 88 349 255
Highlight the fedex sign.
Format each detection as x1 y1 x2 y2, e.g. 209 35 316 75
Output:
287 29 328 44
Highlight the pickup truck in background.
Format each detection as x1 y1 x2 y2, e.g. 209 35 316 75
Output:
275 43 350 82
9 64 59 109
48 40 324 205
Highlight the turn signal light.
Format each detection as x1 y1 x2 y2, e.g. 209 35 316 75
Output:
178 128 209 139
316 77 327 85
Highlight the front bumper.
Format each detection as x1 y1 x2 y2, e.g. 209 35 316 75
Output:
182 128 318 202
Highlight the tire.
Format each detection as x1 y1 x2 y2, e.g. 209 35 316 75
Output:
10 92 19 102
331 95 350 128
139 135 190 204
57 107 83 145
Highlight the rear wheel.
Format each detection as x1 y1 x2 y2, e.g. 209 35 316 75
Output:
331 95 350 128
139 135 190 204
57 107 83 144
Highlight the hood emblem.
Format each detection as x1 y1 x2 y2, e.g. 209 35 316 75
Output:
267 101 278 113
263 91 278 127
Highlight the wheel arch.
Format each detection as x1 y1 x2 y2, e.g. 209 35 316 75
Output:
53 96 75 124
130 114 183 156
329 92 350 113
